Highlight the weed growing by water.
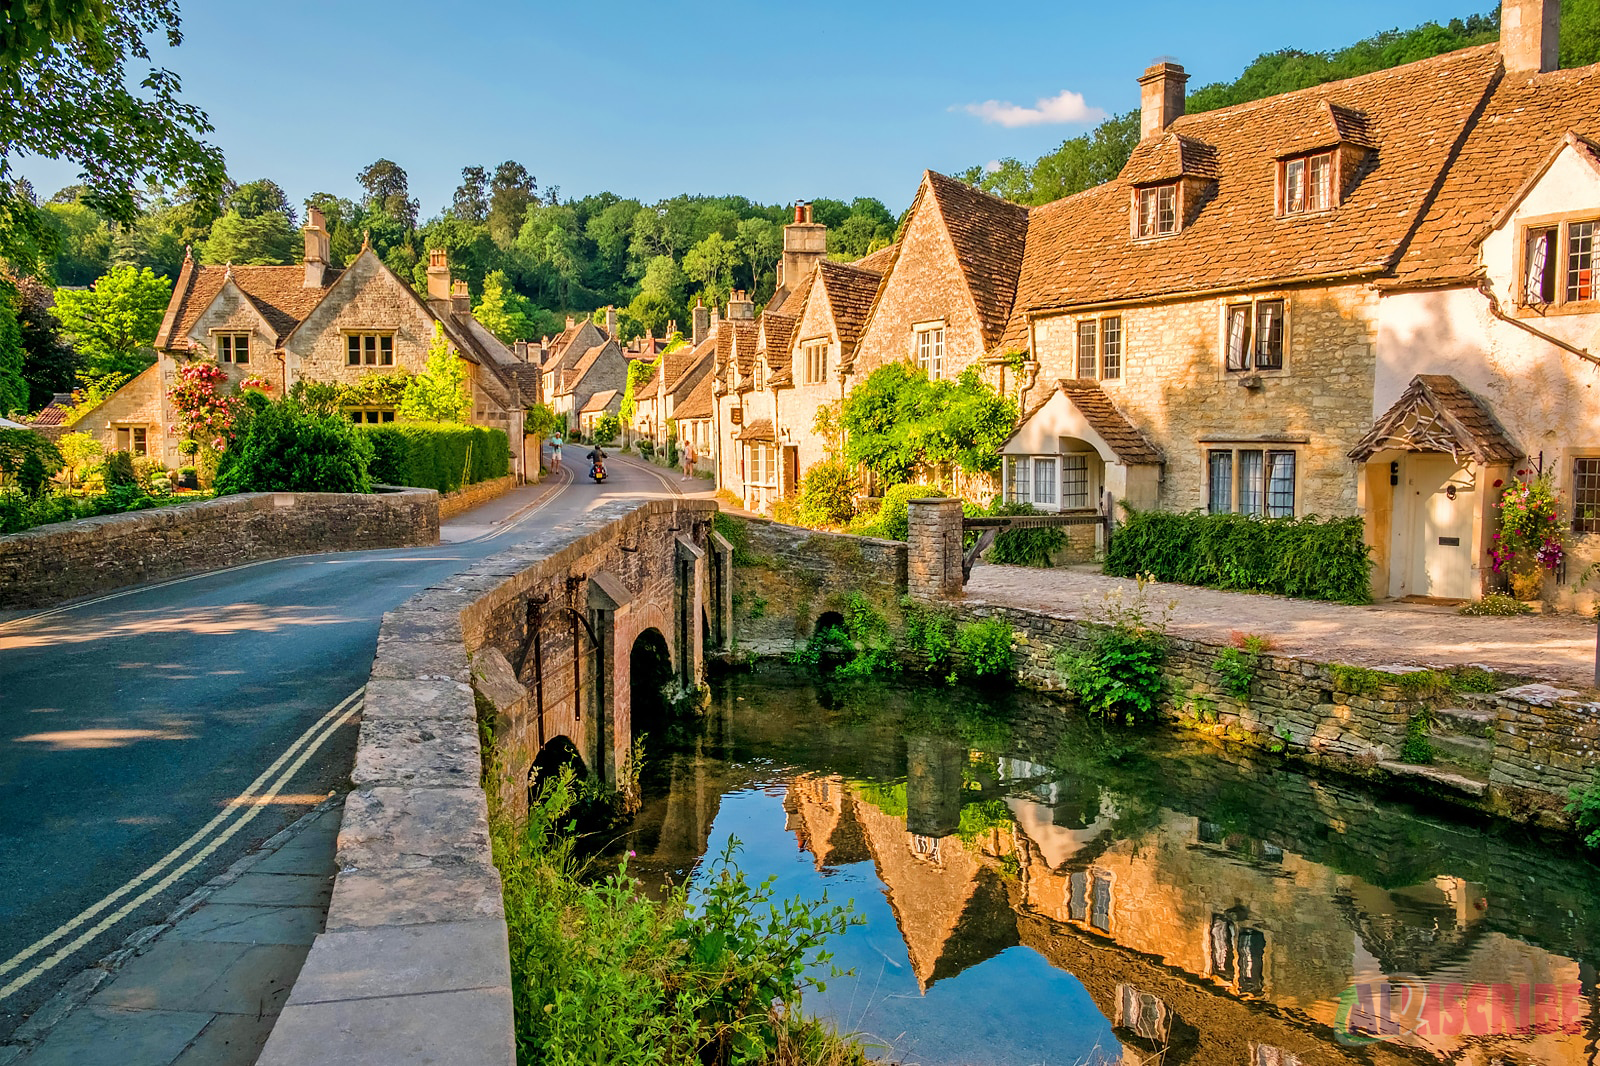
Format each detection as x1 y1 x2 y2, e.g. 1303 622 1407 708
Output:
955 617 1015 678
1566 774 1600 849
1057 575 1174 725
492 767 867 1066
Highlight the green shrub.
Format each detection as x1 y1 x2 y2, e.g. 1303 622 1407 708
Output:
904 603 956 674
1213 647 1258 700
871 483 946 540
1400 715 1435 764
1566 774 1600 849
639 439 656 460
216 398 375 494
795 460 857 527
0 484 192 535
1106 506 1372 604
0 428 63 489
359 422 509 493
103 450 137 488
835 592 898 679
956 617 1014 679
984 500 1066 567
592 413 620 445
1460 594 1533 616
494 768 865 1065
1056 576 1173 724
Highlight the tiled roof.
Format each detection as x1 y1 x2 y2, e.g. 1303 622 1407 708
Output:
673 369 715 421
666 345 713 401
1391 63 1600 287
1349 374 1520 462
759 312 797 374
729 320 761 376
508 364 543 407
28 401 70 428
558 343 611 396
852 242 899 273
156 263 341 348
1120 132 1220 185
581 389 619 414
817 261 882 356
924 171 1029 349
1009 380 1162 465
1002 45 1503 345
734 417 774 442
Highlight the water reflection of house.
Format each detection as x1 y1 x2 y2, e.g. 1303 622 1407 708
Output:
782 775 870 870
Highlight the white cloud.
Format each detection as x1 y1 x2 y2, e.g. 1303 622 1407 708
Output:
984 160 1003 174
960 89 1106 128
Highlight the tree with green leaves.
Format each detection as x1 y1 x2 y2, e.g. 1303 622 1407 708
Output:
488 161 537 248
10 271 77 410
0 0 225 274
474 270 532 344
356 159 418 230
0 281 25 415
52 264 171 389
202 210 295 265
683 232 737 307
841 363 1016 485
452 165 488 223
42 198 113 285
400 323 470 423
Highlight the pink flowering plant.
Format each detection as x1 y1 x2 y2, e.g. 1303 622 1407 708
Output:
1495 469 1567 601
166 362 271 481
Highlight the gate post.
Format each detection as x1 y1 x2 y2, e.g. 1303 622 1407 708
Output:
907 498 965 601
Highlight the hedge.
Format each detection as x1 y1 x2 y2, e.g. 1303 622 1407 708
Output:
1105 507 1373 604
359 423 509 494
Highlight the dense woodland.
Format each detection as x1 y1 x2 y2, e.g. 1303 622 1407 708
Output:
7 2 1600 418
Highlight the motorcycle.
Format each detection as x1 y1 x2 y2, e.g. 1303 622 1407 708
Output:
589 459 608 483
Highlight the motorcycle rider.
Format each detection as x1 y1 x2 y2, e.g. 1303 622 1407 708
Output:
587 443 607 481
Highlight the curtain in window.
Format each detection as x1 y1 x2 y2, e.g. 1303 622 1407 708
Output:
1090 872 1113 932
1308 153 1332 211
1208 451 1233 513
1033 457 1057 505
1284 158 1306 213
1068 870 1088 923
1238 450 1265 515
1226 307 1252 370
1266 451 1296 517
1526 231 1552 303
1254 301 1284 369
1006 457 1031 503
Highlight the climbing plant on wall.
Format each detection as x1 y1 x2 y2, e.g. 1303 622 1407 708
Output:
840 363 1015 486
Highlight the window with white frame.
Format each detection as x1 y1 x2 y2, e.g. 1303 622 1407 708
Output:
1520 216 1600 308
1076 320 1097 378
1136 184 1178 238
1280 152 1334 215
746 444 776 488
1006 456 1032 504
915 326 945 379
217 333 250 364
1207 447 1296 517
1033 457 1057 506
755 360 765 390
347 332 394 366
802 339 828 384
1101 316 1122 379
1225 299 1285 372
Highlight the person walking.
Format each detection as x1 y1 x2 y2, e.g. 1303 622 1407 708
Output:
549 433 563 474
681 438 697 478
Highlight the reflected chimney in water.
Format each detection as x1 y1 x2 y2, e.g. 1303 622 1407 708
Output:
905 735 964 838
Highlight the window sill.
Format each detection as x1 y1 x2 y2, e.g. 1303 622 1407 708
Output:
1276 207 1338 220
1131 232 1180 244
1512 300 1600 319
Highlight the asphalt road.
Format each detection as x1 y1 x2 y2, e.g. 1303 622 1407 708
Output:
0 452 687 1040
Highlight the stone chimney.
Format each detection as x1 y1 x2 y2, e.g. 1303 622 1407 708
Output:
566 315 576 330
605 306 618 338
782 202 826 289
451 280 471 315
710 304 722 336
692 298 710 346
727 289 755 321
1138 61 1189 140
1503 0 1560 74
514 340 529 362
426 248 451 303
303 207 330 288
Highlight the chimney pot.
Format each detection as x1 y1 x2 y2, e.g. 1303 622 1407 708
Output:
1138 60 1189 140
451 279 470 314
605 305 618 338
426 248 451 302
302 207 330 289
692 302 710 346
1502 0 1561 73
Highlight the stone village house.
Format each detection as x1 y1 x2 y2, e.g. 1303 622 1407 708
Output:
688 0 1600 606
66 210 548 480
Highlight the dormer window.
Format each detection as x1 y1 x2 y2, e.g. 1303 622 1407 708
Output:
1280 152 1334 215
1135 185 1178 238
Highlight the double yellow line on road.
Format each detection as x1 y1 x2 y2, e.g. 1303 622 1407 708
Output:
0 687 365 1001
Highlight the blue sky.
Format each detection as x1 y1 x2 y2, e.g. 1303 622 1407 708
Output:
19 0 1492 215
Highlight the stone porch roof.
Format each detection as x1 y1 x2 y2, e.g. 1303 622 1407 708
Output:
1007 379 1163 465
1348 373 1521 463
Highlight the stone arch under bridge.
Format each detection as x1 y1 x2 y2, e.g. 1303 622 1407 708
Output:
466 499 733 818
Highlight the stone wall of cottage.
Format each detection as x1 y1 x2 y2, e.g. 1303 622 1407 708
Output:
775 276 846 483
1030 281 1380 518
72 362 175 466
285 254 439 386
848 191 986 383
184 284 285 392
0 488 439 609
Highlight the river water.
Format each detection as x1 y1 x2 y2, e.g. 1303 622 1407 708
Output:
612 670 1600 1066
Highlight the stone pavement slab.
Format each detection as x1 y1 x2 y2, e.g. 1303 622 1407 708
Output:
966 563 1598 688
6 801 344 1066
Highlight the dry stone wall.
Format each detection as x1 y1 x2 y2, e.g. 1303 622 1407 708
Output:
0 488 438 609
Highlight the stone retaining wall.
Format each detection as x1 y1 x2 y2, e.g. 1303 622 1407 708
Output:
0 488 439 610
439 474 518 521
259 498 715 1066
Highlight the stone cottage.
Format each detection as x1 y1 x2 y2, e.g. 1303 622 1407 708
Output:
73 210 539 479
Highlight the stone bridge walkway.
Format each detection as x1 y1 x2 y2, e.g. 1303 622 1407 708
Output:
966 564 1597 690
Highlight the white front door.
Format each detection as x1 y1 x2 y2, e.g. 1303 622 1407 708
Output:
1402 454 1477 600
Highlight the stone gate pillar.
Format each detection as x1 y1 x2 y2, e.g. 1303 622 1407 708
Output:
907 498 964 601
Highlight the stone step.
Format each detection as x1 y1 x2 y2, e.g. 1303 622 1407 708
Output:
1429 732 1493 771
1433 706 1495 738
1377 760 1489 798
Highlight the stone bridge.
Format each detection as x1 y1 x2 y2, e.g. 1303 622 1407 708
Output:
463 497 730 815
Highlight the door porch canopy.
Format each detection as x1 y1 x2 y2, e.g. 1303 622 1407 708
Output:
1349 374 1520 464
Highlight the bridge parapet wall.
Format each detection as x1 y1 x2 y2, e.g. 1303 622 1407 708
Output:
257 497 718 1066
